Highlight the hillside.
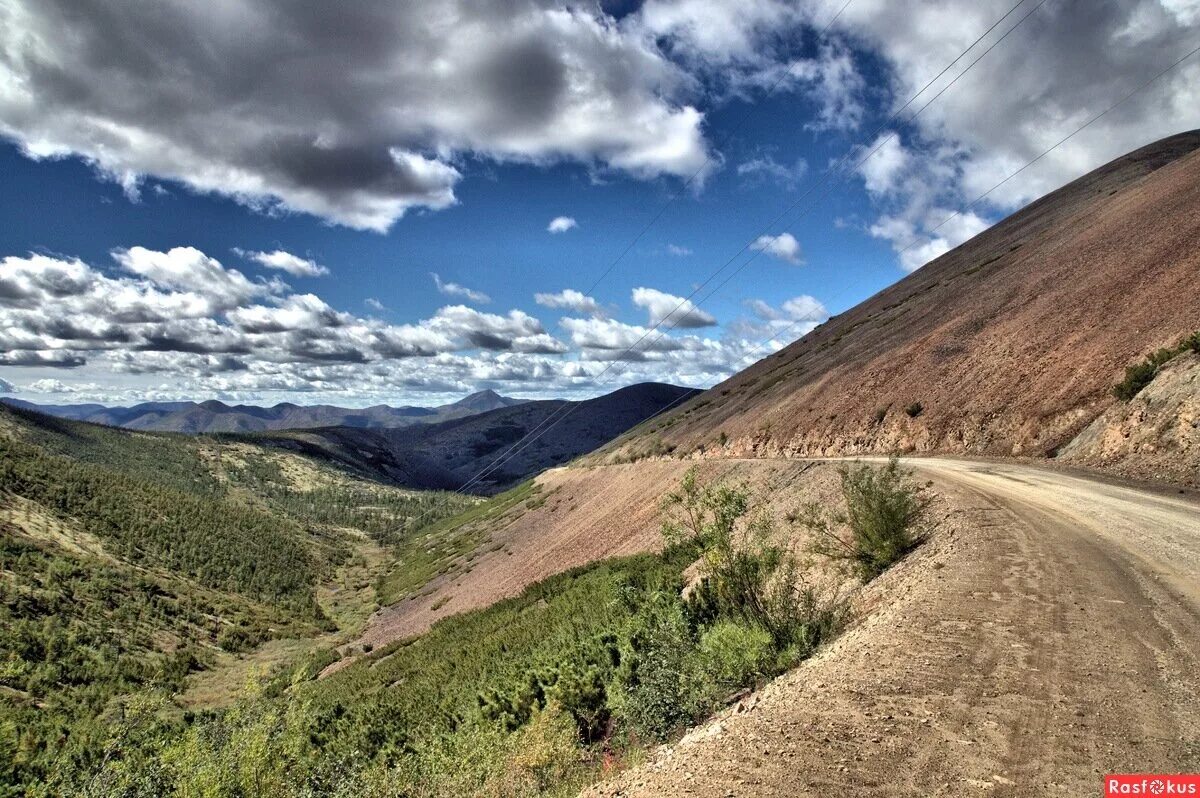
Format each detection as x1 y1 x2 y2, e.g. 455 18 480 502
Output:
0 403 477 792
602 131 1200 484
1 389 525 433
250 382 700 493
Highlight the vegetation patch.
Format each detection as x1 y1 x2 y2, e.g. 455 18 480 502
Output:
798 458 930 581
1112 331 1200 401
373 480 535 606
42 466 905 797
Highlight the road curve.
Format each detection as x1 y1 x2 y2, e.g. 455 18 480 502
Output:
588 457 1200 797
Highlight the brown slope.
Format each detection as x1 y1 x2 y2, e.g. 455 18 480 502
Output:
601 131 1200 479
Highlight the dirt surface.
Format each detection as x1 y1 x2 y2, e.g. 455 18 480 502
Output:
601 132 1200 485
586 457 1200 797
335 460 835 661
583 458 1200 792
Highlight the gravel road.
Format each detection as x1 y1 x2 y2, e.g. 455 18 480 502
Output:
587 457 1200 797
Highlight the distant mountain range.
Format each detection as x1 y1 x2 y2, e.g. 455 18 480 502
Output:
248 382 700 493
0 389 525 433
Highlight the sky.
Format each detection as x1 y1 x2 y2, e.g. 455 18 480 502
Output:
0 0 1198 407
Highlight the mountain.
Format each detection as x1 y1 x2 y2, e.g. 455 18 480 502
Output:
247 382 700 493
600 130 1200 484
1 389 527 434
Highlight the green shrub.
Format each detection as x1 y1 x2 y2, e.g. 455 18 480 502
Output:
695 621 773 694
662 469 841 652
1112 360 1158 401
1112 331 1200 401
615 594 704 742
802 458 928 581
904 402 923 418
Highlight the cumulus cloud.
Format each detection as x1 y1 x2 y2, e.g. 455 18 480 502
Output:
836 0 1200 269
547 216 579 234
750 232 803 264
0 1 711 231
432 273 491 304
0 248 570 380
855 134 910 197
631 287 717 329
559 317 685 359
733 294 829 345
534 289 603 316
0 244 794 403
236 249 329 277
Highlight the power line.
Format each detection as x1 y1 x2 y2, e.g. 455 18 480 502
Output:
456 0 1047 491
891 40 1200 266
579 0 855 298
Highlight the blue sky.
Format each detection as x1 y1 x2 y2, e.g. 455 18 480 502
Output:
1 0 1197 406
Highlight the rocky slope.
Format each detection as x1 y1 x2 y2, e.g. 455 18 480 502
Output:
601 131 1200 484
1059 351 1200 485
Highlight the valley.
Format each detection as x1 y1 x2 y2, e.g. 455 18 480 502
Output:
2 133 1199 796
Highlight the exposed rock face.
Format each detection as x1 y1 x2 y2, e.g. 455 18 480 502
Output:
1059 353 1200 486
602 132 1200 484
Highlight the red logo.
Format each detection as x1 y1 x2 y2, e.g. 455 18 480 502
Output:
1106 775 1200 796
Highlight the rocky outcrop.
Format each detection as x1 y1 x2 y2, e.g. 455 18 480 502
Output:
1058 353 1200 486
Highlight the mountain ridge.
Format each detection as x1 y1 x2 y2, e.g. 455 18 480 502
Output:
0 389 527 433
247 381 700 493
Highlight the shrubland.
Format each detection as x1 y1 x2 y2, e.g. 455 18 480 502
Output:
18 459 927 797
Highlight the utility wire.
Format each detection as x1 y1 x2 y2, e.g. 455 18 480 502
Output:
891 40 1200 264
579 0 855 298
457 0 1047 491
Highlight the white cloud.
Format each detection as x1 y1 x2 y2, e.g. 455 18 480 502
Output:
750 232 803 264
364 298 387 312
0 377 13 392
112 246 279 309
237 249 329 277
736 154 808 189
666 244 693 256
836 0 1200 269
431 273 491 304
0 1 711 231
856 133 910 197
560 317 684 357
547 216 579 234
534 289 603 316
631 287 717 329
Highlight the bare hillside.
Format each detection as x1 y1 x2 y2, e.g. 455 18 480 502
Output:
602 132 1200 483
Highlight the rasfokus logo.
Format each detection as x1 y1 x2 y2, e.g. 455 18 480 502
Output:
1105 775 1200 796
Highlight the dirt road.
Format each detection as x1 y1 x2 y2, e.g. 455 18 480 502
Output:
587 457 1200 797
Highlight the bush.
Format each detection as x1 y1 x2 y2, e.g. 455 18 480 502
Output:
695 621 773 694
802 458 928 582
616 594 704 742
904 402 923 418
662 471 810 648
1112 331 1200 401
1112 360 1158 401
217 624 262 653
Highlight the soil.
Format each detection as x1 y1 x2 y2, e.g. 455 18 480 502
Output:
584 457 1200 796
